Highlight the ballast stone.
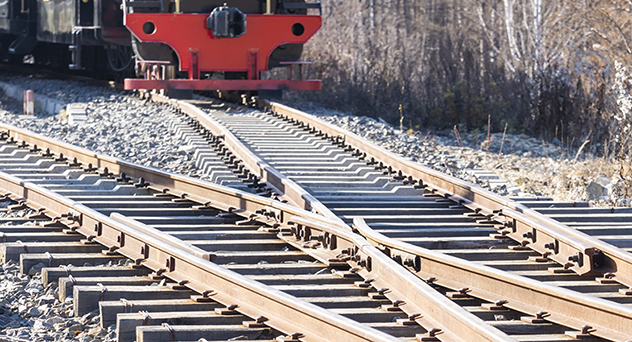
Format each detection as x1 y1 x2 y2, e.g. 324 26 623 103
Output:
0 75 201 178
586 176 612 200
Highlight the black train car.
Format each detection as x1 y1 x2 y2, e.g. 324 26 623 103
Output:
0 0 130 70
0 0 322 91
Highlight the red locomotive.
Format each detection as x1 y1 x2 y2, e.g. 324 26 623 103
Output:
0 0 321 92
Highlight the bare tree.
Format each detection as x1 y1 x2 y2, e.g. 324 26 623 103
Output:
298 0 632 149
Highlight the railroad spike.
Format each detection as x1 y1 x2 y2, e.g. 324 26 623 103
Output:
446 287 471 299
243 315 269 328
41 148 53 158
416 328 443 341
67 157 79 168
408 313 422 320
428 328 442 336
397 313 423 326
202 290 216 297
565 325 596 338
55 153 67 162
277 333 304 342
392 299 406 307
215 304 238 315
354 279 372 288
134 177 149 188
81 163 96 172
116 172 130 182
95 166 110 177
481 299 509 311
375 288 389 295
521 310 550 324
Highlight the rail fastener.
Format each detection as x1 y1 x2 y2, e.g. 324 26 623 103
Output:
354 217 632 342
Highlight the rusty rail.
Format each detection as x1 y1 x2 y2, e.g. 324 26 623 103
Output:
0 126 521 341
254 100 604 277
282 216 515 342
148 95 345 226
0 123 325 229
4 99 631 340
354 217 632 342
0 170 404 342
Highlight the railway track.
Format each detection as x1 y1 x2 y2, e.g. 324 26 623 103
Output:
0 124 516 342
0 88 631 341
146 93 632 341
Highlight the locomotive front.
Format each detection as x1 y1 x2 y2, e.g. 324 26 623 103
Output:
0 0 321 93
123 0 322 92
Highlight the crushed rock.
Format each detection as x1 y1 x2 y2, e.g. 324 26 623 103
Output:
0 74 201 179
0 260 122 341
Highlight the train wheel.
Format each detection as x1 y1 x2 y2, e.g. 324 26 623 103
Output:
107 45 133 73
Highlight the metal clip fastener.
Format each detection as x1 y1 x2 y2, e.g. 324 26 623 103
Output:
161 323 175 341
97 283 108 301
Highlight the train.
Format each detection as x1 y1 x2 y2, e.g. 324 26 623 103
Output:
0 0 322 93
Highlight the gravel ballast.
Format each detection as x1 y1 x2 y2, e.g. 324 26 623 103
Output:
0 74 585 202
0 75 202 178
0 74 623 341
0 74 613 204
0 201 119 342
0 75 208 341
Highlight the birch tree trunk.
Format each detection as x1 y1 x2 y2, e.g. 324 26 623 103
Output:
503 0 522 63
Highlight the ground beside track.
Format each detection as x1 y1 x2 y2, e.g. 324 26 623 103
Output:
287 101 623 205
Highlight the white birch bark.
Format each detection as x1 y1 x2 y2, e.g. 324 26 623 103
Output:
503 0 522 63
531 0 543 73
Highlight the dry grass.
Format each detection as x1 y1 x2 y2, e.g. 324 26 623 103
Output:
471 152 631 206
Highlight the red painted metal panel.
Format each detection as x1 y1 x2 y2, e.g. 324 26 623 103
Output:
124 13 322 73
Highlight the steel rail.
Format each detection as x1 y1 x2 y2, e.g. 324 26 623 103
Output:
0 122 359 255
282 216 515 342
159 96 630 338
109 213 213 261
147 94 345 226
354 217 632 342
254 100 600 276
0 170 403 342
0 123 319 228
0 125 511 341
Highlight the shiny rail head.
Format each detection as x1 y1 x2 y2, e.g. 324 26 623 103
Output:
252 99 614 277
0 169 400 342
284 216 516 342
353 217 632 342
